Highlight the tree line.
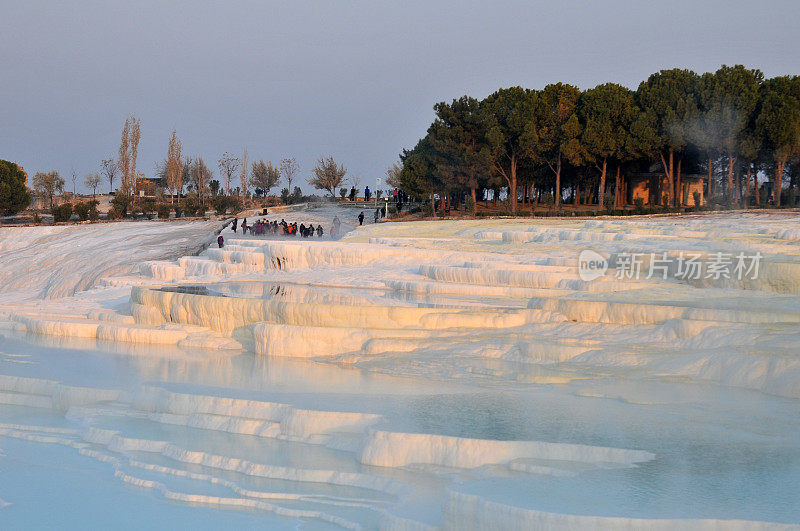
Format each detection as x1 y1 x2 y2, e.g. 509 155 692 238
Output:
8 113 354 218
397 66 800 214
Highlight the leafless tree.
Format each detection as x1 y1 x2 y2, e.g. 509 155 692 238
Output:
165 130 183 203
84 173 102 198
218 152 239 195
33 171 64 210
239 148 249 198
190 157 213 206
101 158 118 193
386 161 402 188
70 168 78 196
309 156 347 196
279 157 299 191
250 160 280 196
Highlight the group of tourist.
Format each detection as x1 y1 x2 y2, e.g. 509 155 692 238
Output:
347 187 409 212
231 217 327 238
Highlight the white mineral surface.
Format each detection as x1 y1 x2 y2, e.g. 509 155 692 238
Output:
0 207 799 529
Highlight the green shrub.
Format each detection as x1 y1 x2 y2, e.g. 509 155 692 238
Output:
339 188 347 199
219 195 243 215
173 205 183 218
693 191 701 207
73 202 90 221
157 204 170 219
111 193 132 217
88 200 100 221
181 194 200 216
52 203 73 223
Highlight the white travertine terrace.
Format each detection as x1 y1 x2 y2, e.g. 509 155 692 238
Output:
1 211 800 528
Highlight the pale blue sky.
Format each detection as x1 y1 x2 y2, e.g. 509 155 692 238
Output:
2 1 799 193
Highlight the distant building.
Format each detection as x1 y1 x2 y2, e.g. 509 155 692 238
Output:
135 176 158 197
625 173 704 206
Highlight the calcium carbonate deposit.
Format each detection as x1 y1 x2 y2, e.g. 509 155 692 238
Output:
1 207 799 529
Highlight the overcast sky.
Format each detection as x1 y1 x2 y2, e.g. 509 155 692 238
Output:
2 1 799 194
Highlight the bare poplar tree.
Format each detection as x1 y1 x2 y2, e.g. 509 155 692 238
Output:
70 168 78 196
119 120 130 194
118 115 141 197
130 118 141 197
166 130 183 203
279 157 299 191
217 152 239 195
309 156 347 196
239 148 249 198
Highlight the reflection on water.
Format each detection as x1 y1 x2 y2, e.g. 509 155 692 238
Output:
158 280 527 311
1 330 800 524
159 285 216 296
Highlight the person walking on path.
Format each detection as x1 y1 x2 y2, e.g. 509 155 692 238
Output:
358 211 364 226
241 218 248 234
217 235 224 248
374 208 380 223
364 186 370 201
232 218 238 233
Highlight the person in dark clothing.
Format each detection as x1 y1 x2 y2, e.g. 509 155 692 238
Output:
349 187 356 201
374 208 380 223
381 205 386 218
217 235 224 248
316 225 324 237
358 211 364 225
364 186 370 201
232 218 238 232
241 218 247 234
299 223 306 237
